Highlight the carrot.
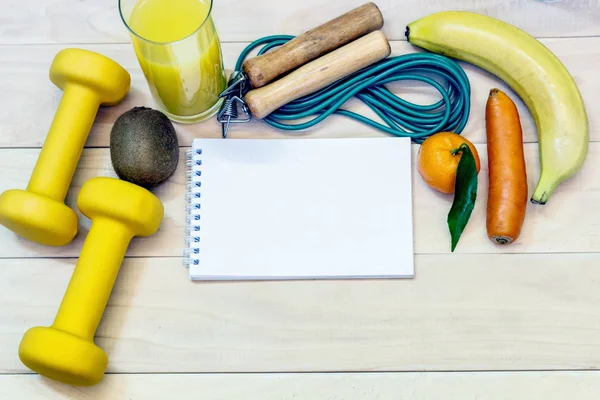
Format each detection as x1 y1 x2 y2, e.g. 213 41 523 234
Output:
485 88 528 245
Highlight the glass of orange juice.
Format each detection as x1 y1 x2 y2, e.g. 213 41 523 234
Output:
119 0 227 123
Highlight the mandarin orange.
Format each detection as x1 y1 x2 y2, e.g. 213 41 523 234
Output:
417 132 481 194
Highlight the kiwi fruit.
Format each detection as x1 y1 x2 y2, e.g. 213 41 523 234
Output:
110 107 179 188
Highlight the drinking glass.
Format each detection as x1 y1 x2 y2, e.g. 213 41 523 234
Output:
119 0 227 123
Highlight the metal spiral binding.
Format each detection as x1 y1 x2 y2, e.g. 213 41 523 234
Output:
183 148 202 268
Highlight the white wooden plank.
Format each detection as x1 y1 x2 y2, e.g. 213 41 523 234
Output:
2 0 600 44
2 372 600 400
0 141 597 257
0 38 597 147
2 254 600 373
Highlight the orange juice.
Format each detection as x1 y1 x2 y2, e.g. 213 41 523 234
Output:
123 0 226 122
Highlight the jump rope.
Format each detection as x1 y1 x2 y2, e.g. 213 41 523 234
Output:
229 35 472 143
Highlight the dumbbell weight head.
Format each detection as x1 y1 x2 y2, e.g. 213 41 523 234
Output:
50 48 131 106
77 176 163 237
0 190 78 247
19 177 163 386
17 326 108 386
0 49 130 247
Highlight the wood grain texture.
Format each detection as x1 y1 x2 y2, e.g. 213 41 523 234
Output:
1 0 600 44
0 142 598 258
2 0 600 396
2 254 600 373
2 372 600 399
242 2 384 88
0 38 597 147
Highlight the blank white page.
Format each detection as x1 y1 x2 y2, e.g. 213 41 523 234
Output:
188 138 414 280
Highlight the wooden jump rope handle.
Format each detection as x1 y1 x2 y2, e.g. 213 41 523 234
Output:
245 30 391 119
242 2 384 88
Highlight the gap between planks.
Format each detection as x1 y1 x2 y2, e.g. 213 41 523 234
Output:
3 368 600 376
2 251 600 261
2 34 600 46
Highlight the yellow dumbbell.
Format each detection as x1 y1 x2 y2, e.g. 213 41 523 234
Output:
0 49 130 246
18 177 163 386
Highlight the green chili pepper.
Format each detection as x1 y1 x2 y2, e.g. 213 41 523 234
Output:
447 143 478 252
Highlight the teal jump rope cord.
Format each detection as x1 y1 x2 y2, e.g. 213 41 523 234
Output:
236 35 471 143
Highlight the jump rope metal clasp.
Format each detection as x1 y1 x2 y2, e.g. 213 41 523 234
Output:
217 72 252 138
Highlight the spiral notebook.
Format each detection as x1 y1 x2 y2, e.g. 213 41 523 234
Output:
185 138 414 281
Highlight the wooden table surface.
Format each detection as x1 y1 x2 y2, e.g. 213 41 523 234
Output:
2 0 600 398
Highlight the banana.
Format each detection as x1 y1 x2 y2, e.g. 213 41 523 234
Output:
406 11 589 205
